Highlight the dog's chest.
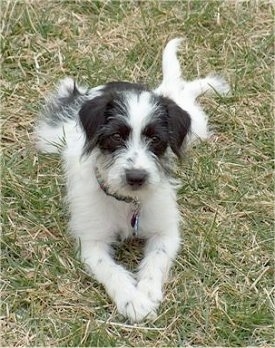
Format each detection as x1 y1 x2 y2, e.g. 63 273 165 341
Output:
115 203 144 240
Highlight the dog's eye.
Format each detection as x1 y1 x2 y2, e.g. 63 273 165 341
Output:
111 133 122 142
151 136 160 144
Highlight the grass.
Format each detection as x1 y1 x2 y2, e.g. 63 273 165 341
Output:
1 0 274 346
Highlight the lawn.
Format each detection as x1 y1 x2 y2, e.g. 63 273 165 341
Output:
1 1 274 346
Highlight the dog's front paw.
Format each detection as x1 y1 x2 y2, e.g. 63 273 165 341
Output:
137 278 163 305
116 290 157 323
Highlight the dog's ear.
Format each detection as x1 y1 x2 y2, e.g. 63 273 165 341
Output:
79 94 111 153
165 99 191 158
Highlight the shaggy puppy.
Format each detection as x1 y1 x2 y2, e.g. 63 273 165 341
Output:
35 38 229 322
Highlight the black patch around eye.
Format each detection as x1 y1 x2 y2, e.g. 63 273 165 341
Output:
142 122 169 157
98 121 131 153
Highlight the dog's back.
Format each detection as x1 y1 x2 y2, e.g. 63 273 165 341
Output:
34 77 103 153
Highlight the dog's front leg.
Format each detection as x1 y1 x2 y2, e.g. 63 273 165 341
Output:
137 230 180 310
80 240 157 322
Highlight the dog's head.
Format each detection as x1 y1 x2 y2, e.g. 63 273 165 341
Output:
79 82 190 197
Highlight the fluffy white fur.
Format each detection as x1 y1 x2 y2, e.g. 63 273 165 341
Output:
34 38 229 323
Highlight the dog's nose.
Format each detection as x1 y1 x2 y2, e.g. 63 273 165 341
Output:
126 169 148 189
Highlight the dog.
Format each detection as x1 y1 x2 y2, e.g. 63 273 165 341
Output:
34 38 229 323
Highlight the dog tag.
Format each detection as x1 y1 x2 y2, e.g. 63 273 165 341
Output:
131 212 139 237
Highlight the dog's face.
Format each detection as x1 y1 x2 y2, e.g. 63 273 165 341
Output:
79 82 190 197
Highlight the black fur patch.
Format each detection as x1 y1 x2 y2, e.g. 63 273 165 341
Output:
142 109 169 157
160 97 191 157
79 94 111 153
98 118 131 154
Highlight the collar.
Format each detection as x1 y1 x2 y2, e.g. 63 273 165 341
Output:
95 167 141 236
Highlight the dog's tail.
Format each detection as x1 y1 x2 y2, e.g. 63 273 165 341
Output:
34 77 88 153
154 38 184 97
161 38 184 88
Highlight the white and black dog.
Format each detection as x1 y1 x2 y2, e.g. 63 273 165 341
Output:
35 38 229 322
